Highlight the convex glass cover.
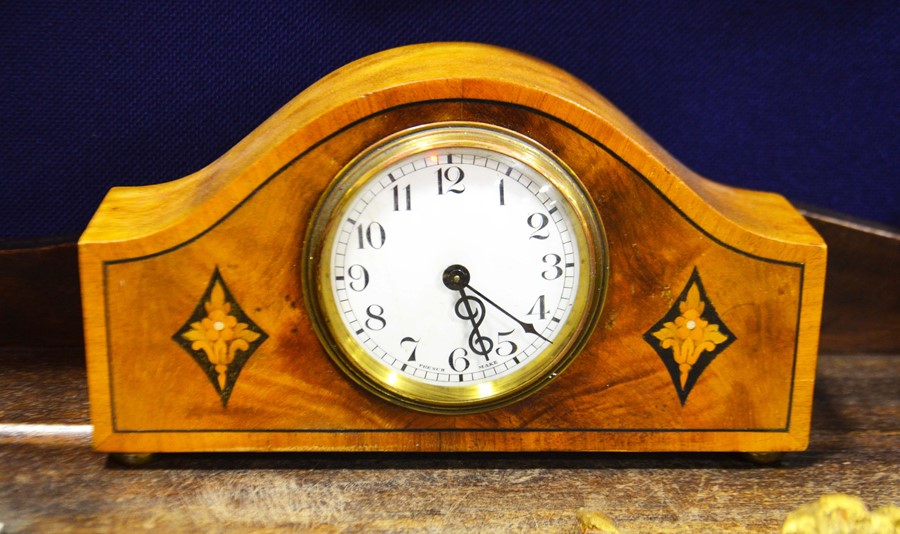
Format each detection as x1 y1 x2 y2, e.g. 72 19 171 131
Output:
304 123 607 412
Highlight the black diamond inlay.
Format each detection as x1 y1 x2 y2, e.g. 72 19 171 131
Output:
643 267 735 405
173 267 268 407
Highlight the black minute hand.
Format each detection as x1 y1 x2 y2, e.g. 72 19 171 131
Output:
466 285 553 344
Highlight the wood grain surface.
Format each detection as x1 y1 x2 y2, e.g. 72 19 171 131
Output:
0 239 83 349
802 209 900 355
0 350 896 533
77 43 825 453
2 205 894 354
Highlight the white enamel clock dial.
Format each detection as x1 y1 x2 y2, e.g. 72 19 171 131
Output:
305 123 607 412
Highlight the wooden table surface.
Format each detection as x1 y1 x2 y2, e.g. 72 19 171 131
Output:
0 349 896 533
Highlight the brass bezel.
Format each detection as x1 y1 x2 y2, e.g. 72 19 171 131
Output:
303 122 608 413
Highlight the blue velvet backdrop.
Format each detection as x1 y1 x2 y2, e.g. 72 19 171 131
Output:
1 2 897 240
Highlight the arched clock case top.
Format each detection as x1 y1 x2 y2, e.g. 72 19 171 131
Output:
79 43 826 454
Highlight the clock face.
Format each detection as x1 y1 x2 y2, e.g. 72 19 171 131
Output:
305 124 607 412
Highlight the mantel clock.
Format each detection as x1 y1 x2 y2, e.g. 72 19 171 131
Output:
79 43 826 455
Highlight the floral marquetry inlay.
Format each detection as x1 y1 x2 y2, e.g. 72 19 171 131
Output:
173 268 268 406
644 268 735 405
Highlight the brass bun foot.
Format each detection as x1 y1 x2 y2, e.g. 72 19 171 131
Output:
740 452 786 465
109 453 158 467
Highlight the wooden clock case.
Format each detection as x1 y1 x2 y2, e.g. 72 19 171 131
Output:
79 43 826 454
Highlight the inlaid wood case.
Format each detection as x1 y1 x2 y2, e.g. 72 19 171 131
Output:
79 43 826 454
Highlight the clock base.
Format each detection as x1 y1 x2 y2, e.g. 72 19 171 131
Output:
109 453 158 468
740 452 788 465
